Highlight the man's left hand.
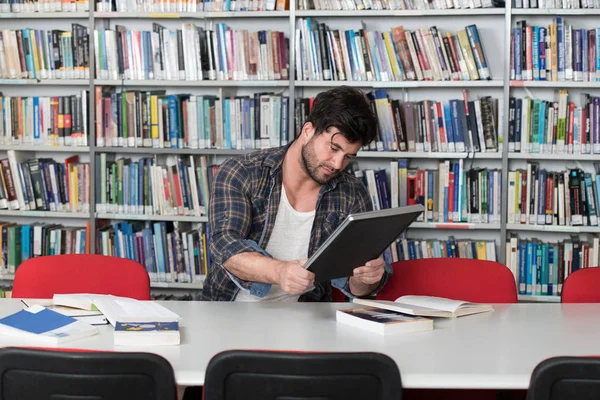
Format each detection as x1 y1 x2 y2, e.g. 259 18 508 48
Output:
351 256 385 285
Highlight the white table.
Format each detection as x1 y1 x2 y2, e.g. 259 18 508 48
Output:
1 300 600 390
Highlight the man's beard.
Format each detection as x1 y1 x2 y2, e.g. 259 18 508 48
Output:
300 138 340 185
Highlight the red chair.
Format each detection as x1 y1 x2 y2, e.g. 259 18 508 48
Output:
377 258 518 303
561 267 600 303
12 254 150 300
378 259 520 400
331 286 346 302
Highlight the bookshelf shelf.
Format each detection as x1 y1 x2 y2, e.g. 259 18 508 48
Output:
508 153 600 161
7 3 596 295
410 222 501 230
97 147 251 155
0 145 90 153
295 8 505 16
506 224 600 234
511 8 600 15
94 79 290 87
0 79 88 86
150 281 204 289
296 80 504 88
518 295 561 303
94 11 290 18
98 149 504 159
357 151 502 159
510 80 600 88
0 210 90 218
0 11 89 18
96 213 208 222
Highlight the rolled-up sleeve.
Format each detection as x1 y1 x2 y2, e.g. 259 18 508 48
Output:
209 157 258 266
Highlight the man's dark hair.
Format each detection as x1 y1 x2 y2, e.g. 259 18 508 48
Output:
304 86 378 146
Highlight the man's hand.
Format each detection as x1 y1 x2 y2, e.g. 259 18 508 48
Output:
277 259 315 295
352 256 385 285
349 256 385 296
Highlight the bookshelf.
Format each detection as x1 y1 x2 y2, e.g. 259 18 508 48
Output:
1 1 599 301
517 294 560 302
93 11 291 17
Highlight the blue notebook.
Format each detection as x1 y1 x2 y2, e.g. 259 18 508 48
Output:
0 305 98 344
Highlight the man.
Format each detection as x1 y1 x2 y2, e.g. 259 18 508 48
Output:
200 86 391 302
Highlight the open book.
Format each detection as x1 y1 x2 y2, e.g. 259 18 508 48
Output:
53 294 180 327
352 295 493 318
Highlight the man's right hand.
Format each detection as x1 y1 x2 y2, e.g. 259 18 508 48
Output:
277 260 315 295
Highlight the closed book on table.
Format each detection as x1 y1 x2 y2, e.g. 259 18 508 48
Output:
336 307 433 335
114 321 180 346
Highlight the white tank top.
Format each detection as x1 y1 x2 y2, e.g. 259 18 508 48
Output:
235 185 315 302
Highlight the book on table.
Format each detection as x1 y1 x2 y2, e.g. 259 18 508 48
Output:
19 299 108 325
336 307 433 335
114 321 180 346
0 305 98 344
352 295 494 318
52 294 181 345
52 294 180 324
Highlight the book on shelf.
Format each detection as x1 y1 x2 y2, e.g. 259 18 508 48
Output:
349 160 502 225
511 18 600 82
0 0 89 12
96 0 287 12
0 92 89 147
0 304 98 344
0 222 90 275
505 235 600 297
506 163 600 227
94 23 288 81
353 295 494 318
95 153 217 217
385 237 497 263
336 307 433 335
96 220 208 284
297 90 501 153
508 91 600 155
513 0 600 8
296 19 490 81
299 0 496 10
0 25 89 80
0 152 90 213
95 88 289 150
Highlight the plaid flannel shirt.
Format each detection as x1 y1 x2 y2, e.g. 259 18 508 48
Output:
199 145 392 302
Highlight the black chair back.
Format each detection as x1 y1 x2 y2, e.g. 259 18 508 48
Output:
0 347 177 400
529 356 600 400
204 350 402 400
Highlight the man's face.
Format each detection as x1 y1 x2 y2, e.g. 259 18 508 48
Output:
300 128 362 185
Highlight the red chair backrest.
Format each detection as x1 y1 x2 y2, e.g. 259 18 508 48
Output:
331 287 346 302
377 258 518 303
12 254 150 300
561 267 600 303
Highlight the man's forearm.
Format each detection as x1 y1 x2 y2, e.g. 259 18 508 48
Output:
223 252 282 284
348 277 379 297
